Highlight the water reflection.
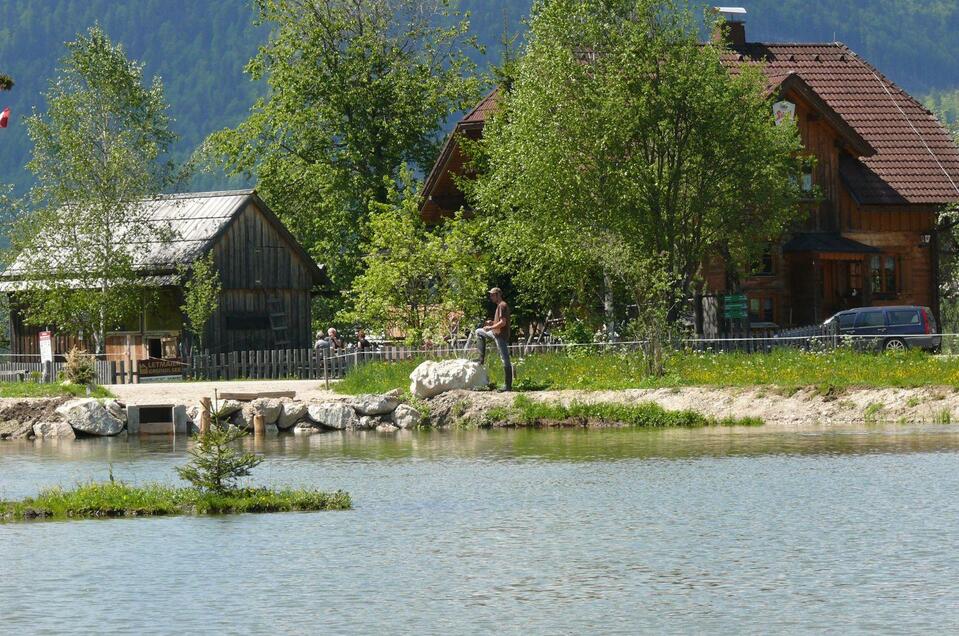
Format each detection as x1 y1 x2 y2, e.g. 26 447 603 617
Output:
7 424 959 464
5 426 959 632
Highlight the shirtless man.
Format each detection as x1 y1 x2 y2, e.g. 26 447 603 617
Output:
475 287 512 391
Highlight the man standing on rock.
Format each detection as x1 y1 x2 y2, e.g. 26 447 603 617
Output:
476 287 512 392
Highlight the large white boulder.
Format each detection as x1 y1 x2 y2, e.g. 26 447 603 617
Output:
252 398 285 425
350 394 400 416
307 402 359 430
391 404 424 429
55 399 125 436
277 401 309 430
33 420 76 439
409 359 489 399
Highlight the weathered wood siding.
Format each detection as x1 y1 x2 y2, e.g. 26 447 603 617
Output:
200 201 315 352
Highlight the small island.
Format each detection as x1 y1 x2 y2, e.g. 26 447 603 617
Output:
1 426 351 522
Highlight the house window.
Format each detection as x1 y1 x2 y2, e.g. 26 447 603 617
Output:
751 246 775 276
801 160 814 193
870 255 899 297
748 296 776 323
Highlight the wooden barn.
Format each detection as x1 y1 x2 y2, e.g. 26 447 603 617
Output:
420 7 959 333
0 190 327 360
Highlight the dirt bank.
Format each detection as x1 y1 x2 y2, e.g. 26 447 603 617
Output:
425 386 959 430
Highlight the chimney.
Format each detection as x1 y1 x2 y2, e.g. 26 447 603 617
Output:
713 7 747 48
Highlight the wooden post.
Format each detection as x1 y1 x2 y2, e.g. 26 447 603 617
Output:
323 352 330 390
200 397 212 435
253 413 265 436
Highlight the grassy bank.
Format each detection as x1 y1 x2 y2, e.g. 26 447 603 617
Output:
482 395 762 428
0 382 113 398
1 481 351 522
335 349 959 395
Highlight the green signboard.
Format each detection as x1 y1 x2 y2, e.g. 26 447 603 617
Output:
723 294 748 320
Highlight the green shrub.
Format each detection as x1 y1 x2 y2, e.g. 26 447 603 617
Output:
63 347 96 385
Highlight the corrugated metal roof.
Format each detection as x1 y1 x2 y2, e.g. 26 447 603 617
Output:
3 190 252 278
0 273 179 292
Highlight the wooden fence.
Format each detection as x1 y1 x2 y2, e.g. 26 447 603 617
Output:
0 327 848 385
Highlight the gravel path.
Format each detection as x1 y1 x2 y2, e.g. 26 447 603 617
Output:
107 379 340 405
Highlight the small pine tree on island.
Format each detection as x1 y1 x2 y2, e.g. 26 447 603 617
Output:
176 426 262 494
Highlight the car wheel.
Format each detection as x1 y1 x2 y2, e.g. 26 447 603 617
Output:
884 338 907 352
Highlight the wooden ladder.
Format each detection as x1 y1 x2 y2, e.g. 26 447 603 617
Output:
267 297 290 347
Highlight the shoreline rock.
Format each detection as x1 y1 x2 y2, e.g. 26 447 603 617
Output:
410 359 489 398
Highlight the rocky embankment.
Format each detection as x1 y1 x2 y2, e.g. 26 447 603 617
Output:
7 358 959 440
191 391 424 435
0 392 428 440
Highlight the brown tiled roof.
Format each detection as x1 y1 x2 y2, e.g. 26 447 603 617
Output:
725 43 959 205
450 43 959 207
462 89 500 125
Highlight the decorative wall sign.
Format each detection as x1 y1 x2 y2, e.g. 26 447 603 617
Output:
773 100 796 126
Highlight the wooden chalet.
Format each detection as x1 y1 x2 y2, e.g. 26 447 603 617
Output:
420 8 959 333
0 190 327 360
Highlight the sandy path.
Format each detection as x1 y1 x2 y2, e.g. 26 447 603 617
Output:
107 379 340 405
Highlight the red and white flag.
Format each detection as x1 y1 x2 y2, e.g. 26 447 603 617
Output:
0 107 9 128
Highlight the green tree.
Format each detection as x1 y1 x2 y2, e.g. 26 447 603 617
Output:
203 0 482 323
468 0 804 343
179 251 222 352
5 26 182 353
177 426 262 493
343 177 490 344
0 74 12 90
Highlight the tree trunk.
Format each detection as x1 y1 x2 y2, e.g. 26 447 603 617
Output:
602 269 616 341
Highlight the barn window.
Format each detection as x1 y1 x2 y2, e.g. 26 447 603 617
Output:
226 313 270 330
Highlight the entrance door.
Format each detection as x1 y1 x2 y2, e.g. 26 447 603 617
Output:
821 257 865 319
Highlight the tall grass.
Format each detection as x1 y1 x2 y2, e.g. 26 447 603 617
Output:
505 395 762 428
0 382 113 398
335 349 959 395
1 481 352 522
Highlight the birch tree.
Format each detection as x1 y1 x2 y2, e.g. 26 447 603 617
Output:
5 27 181 353
179 251 222 353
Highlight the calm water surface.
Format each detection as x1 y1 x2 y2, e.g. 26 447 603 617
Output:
3 426 959 634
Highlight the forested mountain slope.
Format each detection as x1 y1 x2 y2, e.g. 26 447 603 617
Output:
0 0 265 193
1 0 957 194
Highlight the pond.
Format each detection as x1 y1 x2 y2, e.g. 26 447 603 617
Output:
3 426 959 633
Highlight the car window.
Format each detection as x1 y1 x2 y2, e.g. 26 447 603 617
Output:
856 311 885 328
838 314 855 330
887 309 919 326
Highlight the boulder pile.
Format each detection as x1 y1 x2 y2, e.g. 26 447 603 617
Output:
0 391 426 441
0 398 129 440
185 391 422 435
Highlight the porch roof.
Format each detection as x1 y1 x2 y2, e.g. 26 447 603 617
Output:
782 233 880 254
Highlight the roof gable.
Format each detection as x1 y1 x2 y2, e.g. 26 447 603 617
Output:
771 72 875 158
724 42 959 205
